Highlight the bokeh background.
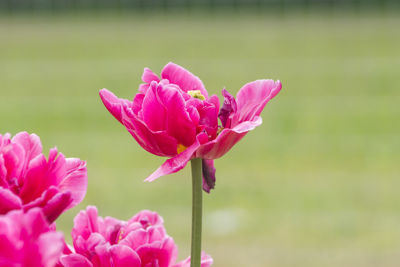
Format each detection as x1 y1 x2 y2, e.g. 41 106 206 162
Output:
1 1 399 266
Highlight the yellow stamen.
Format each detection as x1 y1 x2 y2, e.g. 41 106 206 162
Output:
188 90 205 100
177 144 188 154
117 229 124 243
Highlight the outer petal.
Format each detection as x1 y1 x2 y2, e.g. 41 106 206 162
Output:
218 89 237 128
145 133 208 182
195 117 262 160
37 231 65 267
141 82 167 131
60 254 93 267
173 252 213 267
110 245 141 267
0 187 22 214
99 89 134 124
161 62 209 99
100 89 178 157
232 80 282 126
142 68 160 84
202 160 216 193
156 83 197 147
11 132 42 179
59 158 87 209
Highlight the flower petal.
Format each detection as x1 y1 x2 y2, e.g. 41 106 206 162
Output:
110 245 141 267
218 88 237 128
145 133 208 182
161 62 209 99
202 159 216 193
59 158 87 209
0 187 22 214
141 82 167 131
156 83 196 147
99 89 133 124
60 254 93 267
233 80 282 125
195 117 262 159
100 88 178 157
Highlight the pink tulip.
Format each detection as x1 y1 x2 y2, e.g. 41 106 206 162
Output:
100 62 281 192
0 132 87 222
60 206 212 267
0 208 65 267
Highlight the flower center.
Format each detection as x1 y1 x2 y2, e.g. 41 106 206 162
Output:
177 144 187 154
187 90 205 100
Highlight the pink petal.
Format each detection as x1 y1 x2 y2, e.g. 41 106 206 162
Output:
121 108 178 157
156 83 196 147
142 68 160 84
0 187 22 214
60 254 93 267
11 132 42 179
110 245 141 267
37 231 65 267
202 159 216 193
195 117 262 160
59 158 87 209
100 89 178 157
145 133 208 182
41 191 73 223
161 62 209 99
99 89 133 124
218 89 237 128
233 80 282 125
118 229 149 251
173 252 213 267
72 206 100 241
141 82 167 131
129 210 164 228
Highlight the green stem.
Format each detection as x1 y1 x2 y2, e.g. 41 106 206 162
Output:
190 158 203 267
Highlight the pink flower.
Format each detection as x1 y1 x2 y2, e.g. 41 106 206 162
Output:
60 206 212 267
99 62 281 192
0 208 65 267
0 132 87 223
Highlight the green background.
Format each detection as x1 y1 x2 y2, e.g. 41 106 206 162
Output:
1 12 399 267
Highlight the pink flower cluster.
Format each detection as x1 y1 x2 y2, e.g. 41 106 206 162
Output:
100 62 281 192
0 132 87 223
60 206 212 267
0 131 213 267
1 62 280 266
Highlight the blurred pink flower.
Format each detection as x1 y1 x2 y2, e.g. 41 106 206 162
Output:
60 206 212 267
100 62 281 192
0 132 87 222
0 208 65 267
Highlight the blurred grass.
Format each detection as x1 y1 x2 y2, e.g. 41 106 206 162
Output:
1 12 400 267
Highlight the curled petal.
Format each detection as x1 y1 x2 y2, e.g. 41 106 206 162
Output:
202 159 216 193
59 158 88 209
99 89 134 124
0 187 22 214
110 245 141 267
218 89 237 128
195 117 262 160
156 83 197 147
142 67 160 84
161 62 209 99
145 133 208 182
233 79 282 125
60 254 93 267
173 252 213 267
100 89 178 157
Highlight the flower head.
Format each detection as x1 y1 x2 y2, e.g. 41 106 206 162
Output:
0 132 87 222
60 206 212 267
0 208 65 267
100 62 281 192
